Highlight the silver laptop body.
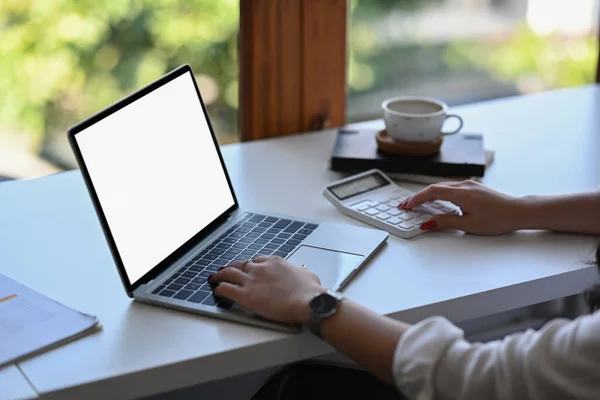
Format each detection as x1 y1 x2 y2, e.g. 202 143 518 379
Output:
68 65 388 332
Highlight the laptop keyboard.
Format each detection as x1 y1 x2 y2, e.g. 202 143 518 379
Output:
151 212 318 307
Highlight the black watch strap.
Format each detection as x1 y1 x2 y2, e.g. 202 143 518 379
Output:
307 309 324 338
307 290 343 338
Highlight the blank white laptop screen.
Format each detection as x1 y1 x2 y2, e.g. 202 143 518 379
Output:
75 72 235 284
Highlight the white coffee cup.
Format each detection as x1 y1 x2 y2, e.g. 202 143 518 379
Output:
382 96 463 143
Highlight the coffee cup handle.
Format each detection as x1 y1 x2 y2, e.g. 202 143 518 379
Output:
441 114 463 136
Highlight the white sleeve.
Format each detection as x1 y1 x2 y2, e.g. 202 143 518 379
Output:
393 313 600 400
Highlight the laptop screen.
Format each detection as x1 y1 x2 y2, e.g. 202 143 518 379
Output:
74 71 236 286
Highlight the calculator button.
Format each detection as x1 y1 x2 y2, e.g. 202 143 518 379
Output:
387 209 400 216
387 217 401 225
375 212 391 220
387 200 401 207
376 204 390 212
411 215 431 224
398 213 412 221
430 202 445 209
365 208 379 216
398 222 414 230
368 200 380 206
352 200 372 211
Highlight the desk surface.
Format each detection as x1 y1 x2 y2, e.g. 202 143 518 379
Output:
1 86 599 399
0 365 37 400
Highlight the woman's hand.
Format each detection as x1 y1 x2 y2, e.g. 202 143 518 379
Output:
208 256 325 325
401 180 526 235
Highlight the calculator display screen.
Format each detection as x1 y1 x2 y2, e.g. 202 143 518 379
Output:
329 173 390 200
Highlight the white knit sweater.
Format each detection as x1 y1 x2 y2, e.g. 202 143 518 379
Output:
393 313 600 399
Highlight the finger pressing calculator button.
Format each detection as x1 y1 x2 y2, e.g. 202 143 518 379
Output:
376 205 390 212
365 209 379 216
398 221 413 230
387 217 401 225
376 212 391 220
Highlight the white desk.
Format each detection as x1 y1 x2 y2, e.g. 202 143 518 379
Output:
1 86 599 399
0 365 37 400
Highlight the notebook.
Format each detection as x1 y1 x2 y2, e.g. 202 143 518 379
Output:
388 150 495 184
330 128 487 178
0 274 101 368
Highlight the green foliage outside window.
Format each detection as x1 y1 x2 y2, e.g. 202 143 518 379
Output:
0 0 239 161
445 25 598 92
0 0 597 170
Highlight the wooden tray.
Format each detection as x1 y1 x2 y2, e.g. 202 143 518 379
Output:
375 130 442 156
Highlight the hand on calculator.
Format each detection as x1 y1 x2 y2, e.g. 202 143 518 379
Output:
324 170 526 238
402 180 525 235
324 170 459 239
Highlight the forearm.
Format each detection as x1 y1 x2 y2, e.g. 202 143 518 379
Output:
318 299 410 384
516 189 600 234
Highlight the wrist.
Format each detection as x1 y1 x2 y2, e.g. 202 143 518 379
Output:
513 195 545 230
294 285 327 325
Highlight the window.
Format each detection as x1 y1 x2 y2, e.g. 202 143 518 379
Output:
347 0 600 123
0 0 239 175
2 0 599 179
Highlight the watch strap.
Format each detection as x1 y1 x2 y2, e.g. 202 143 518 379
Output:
307 307 324 338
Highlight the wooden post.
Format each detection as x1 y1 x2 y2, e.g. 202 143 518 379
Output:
239 0 347 141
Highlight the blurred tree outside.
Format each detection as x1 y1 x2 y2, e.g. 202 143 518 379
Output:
0 0 598 177
445 25 598 93
347 0 599 121
0 0 239 171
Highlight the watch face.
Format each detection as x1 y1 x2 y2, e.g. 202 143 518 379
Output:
310 293 338 315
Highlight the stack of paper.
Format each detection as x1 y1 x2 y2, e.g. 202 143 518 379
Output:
0 274 100 368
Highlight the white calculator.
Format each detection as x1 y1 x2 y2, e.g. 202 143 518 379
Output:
323 169 459 239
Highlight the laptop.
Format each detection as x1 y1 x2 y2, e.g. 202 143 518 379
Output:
68 65 388 332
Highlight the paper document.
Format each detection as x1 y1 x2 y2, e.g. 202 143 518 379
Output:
0 274 100 368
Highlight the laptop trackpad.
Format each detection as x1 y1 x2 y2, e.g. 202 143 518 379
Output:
287 245 363 290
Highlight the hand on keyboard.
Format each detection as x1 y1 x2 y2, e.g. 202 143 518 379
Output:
209 256 323 325
401 180 526 235
151 213 318 306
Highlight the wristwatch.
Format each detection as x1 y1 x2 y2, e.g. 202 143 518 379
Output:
306 290 344 338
